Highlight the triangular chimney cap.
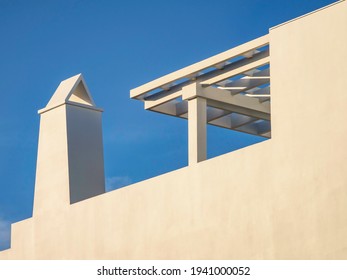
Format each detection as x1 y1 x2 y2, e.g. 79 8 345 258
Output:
38 74 103 114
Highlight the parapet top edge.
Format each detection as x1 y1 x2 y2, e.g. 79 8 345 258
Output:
270 0 345 30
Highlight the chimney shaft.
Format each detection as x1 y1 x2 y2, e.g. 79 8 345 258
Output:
33 74 105 216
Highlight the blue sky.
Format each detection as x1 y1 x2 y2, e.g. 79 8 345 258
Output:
0 0 336 250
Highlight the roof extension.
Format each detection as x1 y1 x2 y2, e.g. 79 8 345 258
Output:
130 35 271 138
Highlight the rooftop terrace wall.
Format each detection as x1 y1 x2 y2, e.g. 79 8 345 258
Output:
0 0 346 259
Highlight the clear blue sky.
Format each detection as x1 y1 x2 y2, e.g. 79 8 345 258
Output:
0 0 336 250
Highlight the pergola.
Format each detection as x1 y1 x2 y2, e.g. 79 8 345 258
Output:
130 35 270 165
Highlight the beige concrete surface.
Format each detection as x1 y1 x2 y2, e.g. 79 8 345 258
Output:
0 0 347 259
188 96 207 165
34 74 105 215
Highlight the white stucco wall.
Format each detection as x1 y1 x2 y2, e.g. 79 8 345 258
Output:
0 0 346 260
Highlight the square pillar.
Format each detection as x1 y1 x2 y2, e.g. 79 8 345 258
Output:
188 96 207 165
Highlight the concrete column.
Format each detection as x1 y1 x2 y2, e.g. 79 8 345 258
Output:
188 96 207 165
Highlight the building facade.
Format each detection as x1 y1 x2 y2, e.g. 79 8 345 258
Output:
0 0 346 259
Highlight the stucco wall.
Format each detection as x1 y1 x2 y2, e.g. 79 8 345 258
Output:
0 0 346 259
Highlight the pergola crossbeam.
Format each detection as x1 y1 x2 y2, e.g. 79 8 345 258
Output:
218 77 270 95
200 53 270 86
235 120 271 136
207 107 231 122
146 86 270 121
130 35 269 99
144 49 269 104
201 87 270 120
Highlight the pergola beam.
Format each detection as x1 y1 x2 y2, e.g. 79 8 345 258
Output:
144 50 269 108
218 77 270 95
130 35 269 99
200 55 270 86
147 85 270 121
198 87 270 120
207 99 269 121
207 107 231 122
235 120 271 136
144 90 182 110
